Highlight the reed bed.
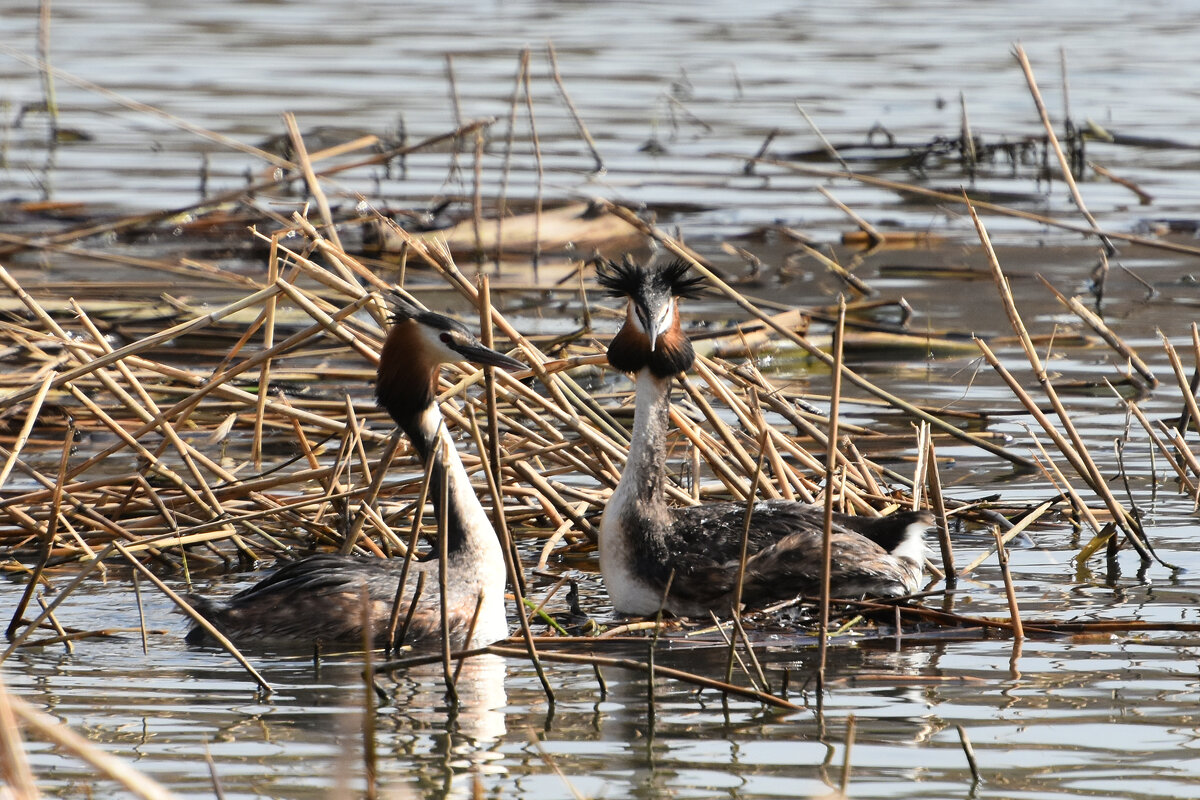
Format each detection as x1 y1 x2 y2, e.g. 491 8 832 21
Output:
2 184 1186 705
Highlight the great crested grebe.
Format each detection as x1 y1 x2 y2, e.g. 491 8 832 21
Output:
596 258 930 617
186 295 523 649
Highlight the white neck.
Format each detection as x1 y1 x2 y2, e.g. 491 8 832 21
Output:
599 369 675 615
413 404 508 646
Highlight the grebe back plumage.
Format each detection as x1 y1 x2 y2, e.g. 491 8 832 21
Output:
186 295 523 649
596 258 929 617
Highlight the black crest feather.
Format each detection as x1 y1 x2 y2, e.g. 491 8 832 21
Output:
594 257 706 300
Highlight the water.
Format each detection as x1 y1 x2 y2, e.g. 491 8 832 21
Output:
5 1 1200 798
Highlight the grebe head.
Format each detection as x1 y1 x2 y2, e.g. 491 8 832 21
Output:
596 257 704 379
375 293 524 428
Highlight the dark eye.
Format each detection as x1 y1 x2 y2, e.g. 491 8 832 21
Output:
440 333 452 344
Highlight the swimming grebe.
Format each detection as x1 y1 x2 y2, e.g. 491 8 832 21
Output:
596 258 929 617
186 295 523 649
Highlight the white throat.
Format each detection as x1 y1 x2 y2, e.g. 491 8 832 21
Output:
599 370 674 615
414 403 508 646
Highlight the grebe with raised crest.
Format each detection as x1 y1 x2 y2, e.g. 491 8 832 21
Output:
596 257 929 617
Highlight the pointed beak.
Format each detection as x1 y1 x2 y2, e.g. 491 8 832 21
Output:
635 297 673 353
449 340 526 371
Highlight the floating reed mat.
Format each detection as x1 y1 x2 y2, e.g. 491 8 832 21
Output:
0 200 1112 675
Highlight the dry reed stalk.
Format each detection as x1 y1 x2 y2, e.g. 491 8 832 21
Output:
741 155 1200 260
0 115 488 260
284 218 394 309
698 360 825 501
970 208 1153 559
748 400 796 502
713 611 762 691
538 508 585 570
71 302 238 519
1161 332 1200 456
471 127 486 265
723 367 866 486
66 334 385 479
1038 276 1156 387
1013 46 1110 251
796 240 872 297
1023 427 1106 537
502 391 625 475
838 714 858 795
0 268 284 410
992 531 1024 640
34 591 70 654
1090 162 1153 205
818 185 883 252
0 672 40 800
667 405 751 500
65 387 213 525
794 103 850 172
910 422 930 510
358 585 378 800
731 613 769 691
725 431 770 686
519 48 546 279
53 291 377 480
274 280 380 364
464 401 556 703
9 688 180 800
252 234 282 468
1123 402 1198 497
433 441 458 702
1 541 120 661
1185 324 1200 437
845 439 883 501
599 202 1034 469
342 431 404 554
284 114 346 256
546 42 604 172
0 372 53 491
960 92 978 170
493 51 526 268
111 542 272 692
957 725 982 785
383 223 630 446
916 427 954 583
817 298 846 695
681 370 777 498
6 428 77 640
484 645 801 711
1158 422 1200 494
510 460 597 539
478 277 522 587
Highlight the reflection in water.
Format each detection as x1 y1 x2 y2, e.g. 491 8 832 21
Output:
376 654 509 798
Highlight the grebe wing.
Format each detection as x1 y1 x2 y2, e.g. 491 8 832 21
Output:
739 529 923 602
186 555 466 646
223 553 400 601
669 501 931 557
665 502 930 606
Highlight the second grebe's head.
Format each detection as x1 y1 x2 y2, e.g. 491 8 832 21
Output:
596 257 705 379
376 293 524 428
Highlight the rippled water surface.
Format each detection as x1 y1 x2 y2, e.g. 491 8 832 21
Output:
5 1 1200 798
